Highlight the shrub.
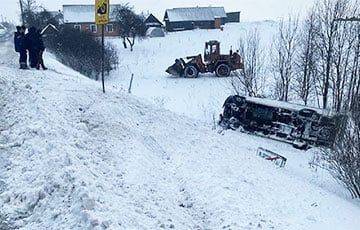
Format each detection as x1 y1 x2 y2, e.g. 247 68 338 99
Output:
45 25 118 80
322 97 360 198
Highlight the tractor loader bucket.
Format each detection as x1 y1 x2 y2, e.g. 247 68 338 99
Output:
166 59 185 76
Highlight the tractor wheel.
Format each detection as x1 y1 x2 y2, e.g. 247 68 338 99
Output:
184 65 199 78
216 64 231 77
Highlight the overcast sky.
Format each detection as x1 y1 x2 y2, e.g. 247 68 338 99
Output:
1 0 315 23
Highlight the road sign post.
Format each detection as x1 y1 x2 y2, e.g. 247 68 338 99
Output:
95 0 109 93
101 25 105 93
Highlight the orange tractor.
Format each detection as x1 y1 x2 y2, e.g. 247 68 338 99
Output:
166 40 244 78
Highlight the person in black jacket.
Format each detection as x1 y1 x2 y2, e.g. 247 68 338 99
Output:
14 25 28 69
25 26 41 68
36 30 47 70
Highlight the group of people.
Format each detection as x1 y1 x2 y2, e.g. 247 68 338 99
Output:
14 25 47 70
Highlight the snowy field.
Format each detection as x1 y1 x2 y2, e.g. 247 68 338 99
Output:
1 25 360 229
107 22 277 123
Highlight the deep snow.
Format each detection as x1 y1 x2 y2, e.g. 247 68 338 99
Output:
107 22 278 123
1 27 360 229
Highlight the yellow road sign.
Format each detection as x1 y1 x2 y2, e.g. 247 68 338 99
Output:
95 0 109 25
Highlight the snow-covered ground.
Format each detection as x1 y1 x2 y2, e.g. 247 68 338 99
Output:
1 26 360 229
107 22 277 123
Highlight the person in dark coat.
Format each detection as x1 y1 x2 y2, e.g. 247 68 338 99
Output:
14 25 28 69
25 26 41 68
36 30 47 70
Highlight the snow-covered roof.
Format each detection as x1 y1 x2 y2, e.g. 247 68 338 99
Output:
145 14 163 26
165 7 227 22
63 4 120 23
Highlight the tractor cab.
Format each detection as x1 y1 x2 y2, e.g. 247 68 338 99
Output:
204 40 220 63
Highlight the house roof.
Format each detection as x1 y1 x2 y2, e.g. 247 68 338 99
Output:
164 7 227 22
63 4 121 23
145 14 163 26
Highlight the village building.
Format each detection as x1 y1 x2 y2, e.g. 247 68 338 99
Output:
63 4 121 37
144 14 163 29
163 7 228 32
226 12 241 23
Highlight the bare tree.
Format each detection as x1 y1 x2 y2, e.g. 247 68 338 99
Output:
295 9 317 105
113 4 146 51
347 24 360 108
331 17 357 112
272 16 299 101
22 0 38 11
312 0 352 109
21 0 39 26
342 5 360 110
231 29 265 97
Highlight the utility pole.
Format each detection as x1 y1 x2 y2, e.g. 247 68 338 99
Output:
101 24 105 93
19 0 25 25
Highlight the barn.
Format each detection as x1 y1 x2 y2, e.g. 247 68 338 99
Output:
63 4 121 37
164 7 227 32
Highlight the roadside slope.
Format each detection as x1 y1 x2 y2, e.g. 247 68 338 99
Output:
108 21 278 122
1 41 360 229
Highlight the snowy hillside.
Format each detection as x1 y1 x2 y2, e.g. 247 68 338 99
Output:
107 22 277 122
1 34 360 229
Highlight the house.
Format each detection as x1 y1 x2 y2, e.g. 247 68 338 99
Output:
40 24 59 36
164 7 227 32
144 14 163 29
63 4 121 36
226 12 241 23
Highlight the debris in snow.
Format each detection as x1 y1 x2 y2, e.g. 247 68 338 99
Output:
257 147 287 167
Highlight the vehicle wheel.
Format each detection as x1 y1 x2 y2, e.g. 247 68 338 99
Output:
229 117 240 130
184 65 199 78
215 64 231 77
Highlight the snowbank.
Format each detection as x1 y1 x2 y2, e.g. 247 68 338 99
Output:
0 39 360 229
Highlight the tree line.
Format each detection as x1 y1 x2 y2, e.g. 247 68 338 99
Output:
234 0 359 199
235 0 359 113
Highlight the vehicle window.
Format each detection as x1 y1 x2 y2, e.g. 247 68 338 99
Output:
212 45 217 53
205 45 211 55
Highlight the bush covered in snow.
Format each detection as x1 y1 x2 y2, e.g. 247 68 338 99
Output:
45 27 119 80
323 97 360 198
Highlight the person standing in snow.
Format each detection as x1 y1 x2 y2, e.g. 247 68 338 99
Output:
36 30 47 70
14 25 28 69
25 26 41 68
